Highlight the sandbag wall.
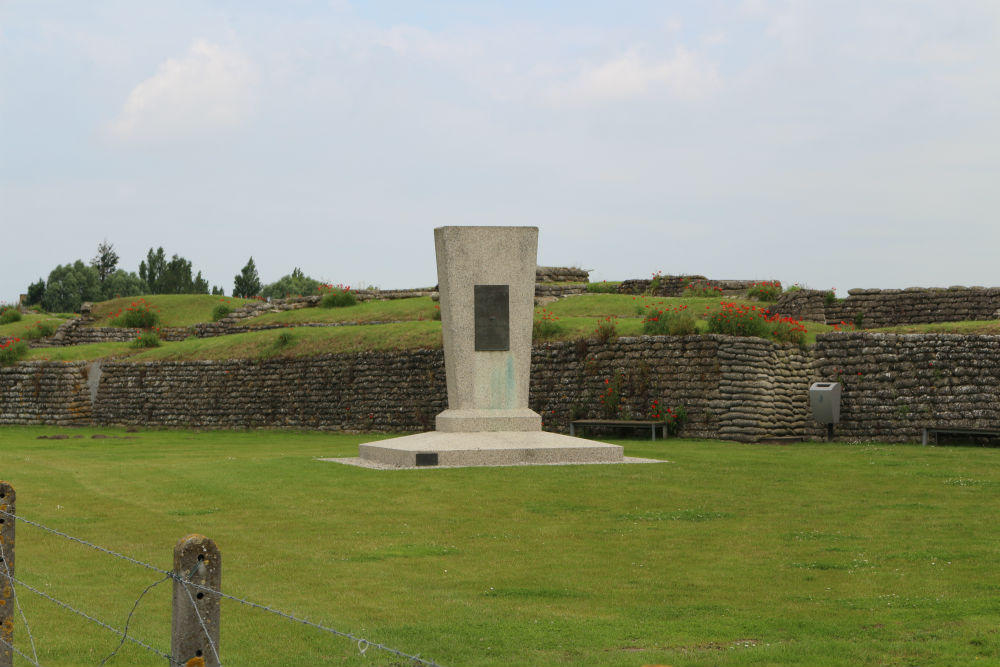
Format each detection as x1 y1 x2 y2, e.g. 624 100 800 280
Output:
813 332 1000 442
776 287 1000 328
5 334 999 443
0 361 93 425
92 350 448 432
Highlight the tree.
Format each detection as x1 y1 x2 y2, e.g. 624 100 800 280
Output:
211 285 225 296
159 254 194 294
233 257 261 298
193 271 210 295
261 267 320 299
25 278 46 306
139 247 167 293
41 261 101 313
90 240 119 283
100 270 147 301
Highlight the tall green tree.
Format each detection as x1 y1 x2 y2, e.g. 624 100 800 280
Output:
41 261 101 313
90 240 119 284
25 278 46 306
139 247 167 293
100 270 147 301
233 257 261 298
159 254 194 294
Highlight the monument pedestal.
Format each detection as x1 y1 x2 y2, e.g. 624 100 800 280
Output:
349 225 625 469
358 431 624 468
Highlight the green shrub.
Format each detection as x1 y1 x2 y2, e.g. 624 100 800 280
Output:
275 330 295 348
585 281 620 294
708 302 808 346
683 280 723 298
533 308 564 340
0 307 21 324
823 290 837 306
642 305 697 336
110 298 160 329
592 316 618 343
212 303 234 322
599 374 624 418
319 284 357 308
664 405 688 436
746 281 782 302
0 338 28 365
130 330 161 348
645 271 663 296
23 321 57 340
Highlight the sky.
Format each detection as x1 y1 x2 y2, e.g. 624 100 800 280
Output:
2 1 999 301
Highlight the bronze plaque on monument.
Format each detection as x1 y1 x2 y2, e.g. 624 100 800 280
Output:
474 284 509 351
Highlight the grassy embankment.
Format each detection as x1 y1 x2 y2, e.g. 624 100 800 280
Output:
21 293 834 363
0 427 997 666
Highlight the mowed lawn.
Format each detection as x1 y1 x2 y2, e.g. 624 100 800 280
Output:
1 427 999 666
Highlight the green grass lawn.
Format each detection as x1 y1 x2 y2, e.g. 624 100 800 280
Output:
246 296 440 326
1 427 998 666
89 295 257 328
0 313 67 340
872 320 1000 335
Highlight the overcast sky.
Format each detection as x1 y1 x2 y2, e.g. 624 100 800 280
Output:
3 1 999 301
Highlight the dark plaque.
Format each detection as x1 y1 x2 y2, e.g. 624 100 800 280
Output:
474 284 509 351
415 452 439 467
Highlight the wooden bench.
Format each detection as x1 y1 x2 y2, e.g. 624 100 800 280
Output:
570 419 667 440
922 426 1000 445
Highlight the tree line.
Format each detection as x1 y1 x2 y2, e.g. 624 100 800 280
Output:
24 241 324 313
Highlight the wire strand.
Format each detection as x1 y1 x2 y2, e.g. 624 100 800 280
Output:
0 633 43 667
98 574 173 667
10 574 176 665
1 508 446 667
0 539 39 664
179 580 223 667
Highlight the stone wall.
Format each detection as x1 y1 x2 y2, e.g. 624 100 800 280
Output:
6 333 1000 444
92 351 448 432
0 361 92 425
775 287 1000 328
618 276 778 298
2 336 812 441
813 332 1000 442
536 266 589 283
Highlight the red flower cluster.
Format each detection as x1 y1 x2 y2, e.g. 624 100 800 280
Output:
708 301 807 345
684 280 723 297
0 337 22 350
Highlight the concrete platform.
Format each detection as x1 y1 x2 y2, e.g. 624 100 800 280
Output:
351 430 625 468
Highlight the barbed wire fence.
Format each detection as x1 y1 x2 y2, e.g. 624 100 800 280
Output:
0 482 445 667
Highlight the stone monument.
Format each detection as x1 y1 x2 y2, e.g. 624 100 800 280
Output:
356 226 623 468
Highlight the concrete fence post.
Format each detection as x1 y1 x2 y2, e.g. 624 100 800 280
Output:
171 534 221 667
0 482 15 667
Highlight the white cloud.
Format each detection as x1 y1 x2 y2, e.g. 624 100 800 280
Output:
549 47 721 105
107 40 257 145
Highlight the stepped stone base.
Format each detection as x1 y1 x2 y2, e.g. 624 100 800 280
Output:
352 430 624 468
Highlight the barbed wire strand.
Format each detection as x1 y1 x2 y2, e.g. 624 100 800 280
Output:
178 580 223 667
180 578 443 667
0 633 43 667
10 574 176 665
0 509 172 578
1 508 445 667
98 573 173 667
0 539 40 664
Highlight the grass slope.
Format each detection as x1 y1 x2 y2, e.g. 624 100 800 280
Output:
0 313 68 339
89 295 256 328
0 428 998 666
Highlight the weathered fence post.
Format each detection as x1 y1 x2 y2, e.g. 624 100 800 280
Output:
0 482 15 667
171 534 221 667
